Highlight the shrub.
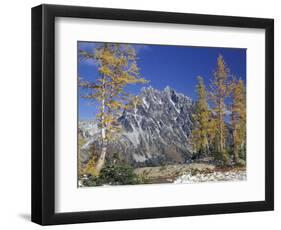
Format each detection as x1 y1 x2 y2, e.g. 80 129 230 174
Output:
80 174 103 186
99 163 140 185
238 146 246 161
79 152 142 186
214 150 230 166
235 158 246 167
81 157 98 176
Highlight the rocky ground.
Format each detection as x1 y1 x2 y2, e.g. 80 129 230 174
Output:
173 167 246 184
79 163 246 187
134 163 246 184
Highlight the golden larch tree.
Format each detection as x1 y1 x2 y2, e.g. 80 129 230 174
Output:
209 54 230 157
231 78 246 164
191 76 212 157
79 43 148 174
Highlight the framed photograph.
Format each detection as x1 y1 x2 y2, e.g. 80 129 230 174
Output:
31 4 274 225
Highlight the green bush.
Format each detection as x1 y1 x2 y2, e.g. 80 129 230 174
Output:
81 175 103 186
80 161 141 186
235 158 246 167
238 146 246 161
99 163 140 185
214 150 230 166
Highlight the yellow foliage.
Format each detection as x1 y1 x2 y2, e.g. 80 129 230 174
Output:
231 78 246 162
191 76 212 155
81 157 98 176
209 55 230 154
79 43 148 171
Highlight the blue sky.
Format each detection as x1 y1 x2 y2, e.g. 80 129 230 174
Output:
78 41 246 120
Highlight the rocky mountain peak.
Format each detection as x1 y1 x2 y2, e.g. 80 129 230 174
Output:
79 86 195 167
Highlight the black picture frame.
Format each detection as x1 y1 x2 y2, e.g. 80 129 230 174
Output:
31 4 274 225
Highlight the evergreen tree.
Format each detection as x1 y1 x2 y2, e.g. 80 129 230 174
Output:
79 43 148 174
191 76 211 157
209 55 230 159
231 78 246 164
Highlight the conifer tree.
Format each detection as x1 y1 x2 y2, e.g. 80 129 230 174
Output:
191 76 211 157
209 55 230 158
231 78 246 164
79 43 148 174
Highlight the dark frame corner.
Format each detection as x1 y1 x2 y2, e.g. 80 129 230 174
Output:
31 4 274 225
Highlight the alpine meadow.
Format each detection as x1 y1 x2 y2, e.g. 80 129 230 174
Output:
78 42 246 187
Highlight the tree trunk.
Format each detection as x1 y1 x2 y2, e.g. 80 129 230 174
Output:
96 99 107 174
96 78 107 174
220 116 224 153
233 132 238 164
233 149 239 164
218 99 223 153
233 140 239 164
96 145 106 174
232 118 239 164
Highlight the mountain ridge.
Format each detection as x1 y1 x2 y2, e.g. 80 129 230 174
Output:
79 86 195 167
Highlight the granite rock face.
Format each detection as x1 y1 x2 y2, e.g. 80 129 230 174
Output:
79 86 195 167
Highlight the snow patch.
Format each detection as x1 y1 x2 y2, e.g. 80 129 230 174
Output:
142 97 149 109
169 98 180 113
133 153 147 162
124 131 139 148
